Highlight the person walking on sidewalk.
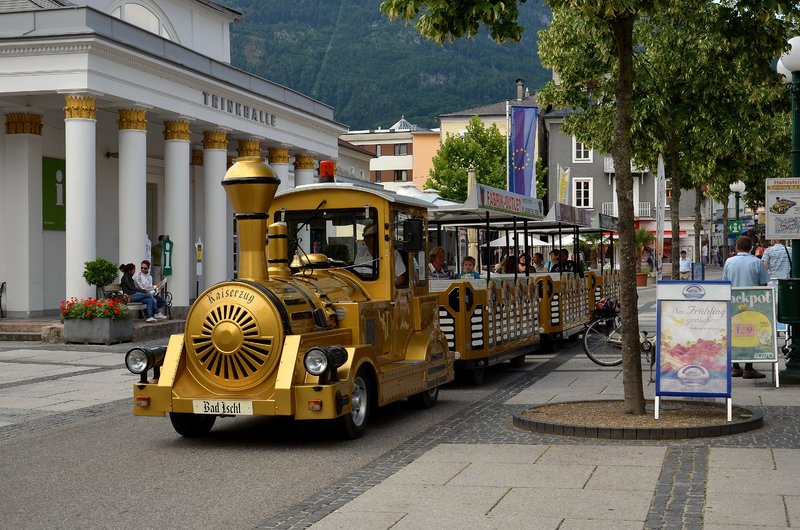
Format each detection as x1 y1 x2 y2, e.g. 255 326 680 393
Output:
762 240 793 280
679 250 692 280
723 235 769 379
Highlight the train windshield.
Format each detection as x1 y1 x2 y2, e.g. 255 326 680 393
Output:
282 206 380 281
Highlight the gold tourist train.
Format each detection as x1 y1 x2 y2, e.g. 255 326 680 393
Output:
125 156 619 437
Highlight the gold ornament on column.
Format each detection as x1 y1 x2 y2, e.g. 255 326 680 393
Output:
268 147 289 164
5 113 43 135
117 109 147 130
64 96 96 119
237 139 261 157
203 130 228 150
163 120 191 141
294 155 315 170
191 149 204 166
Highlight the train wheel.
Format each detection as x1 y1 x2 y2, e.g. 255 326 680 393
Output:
408 385 439 409
456 367 486 386
509 355 526 368
337 367 371 439
169 412 216 437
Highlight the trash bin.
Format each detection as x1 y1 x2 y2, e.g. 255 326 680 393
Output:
691 262 704 281
777 278 800 324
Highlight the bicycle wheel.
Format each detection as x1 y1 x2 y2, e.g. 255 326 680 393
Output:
583 316 623 366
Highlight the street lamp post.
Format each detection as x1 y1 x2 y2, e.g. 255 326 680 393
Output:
776 39 800 381
730 180 745 225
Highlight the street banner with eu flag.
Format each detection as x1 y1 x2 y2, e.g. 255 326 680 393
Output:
509 105 538 197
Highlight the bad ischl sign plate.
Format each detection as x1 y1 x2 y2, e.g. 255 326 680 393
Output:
193 400 253 415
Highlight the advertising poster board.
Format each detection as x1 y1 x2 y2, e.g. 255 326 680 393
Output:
656 281 731 398
765 178 800 239
731 287 778 363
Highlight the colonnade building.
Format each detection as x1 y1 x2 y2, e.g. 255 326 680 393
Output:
0 1 346 317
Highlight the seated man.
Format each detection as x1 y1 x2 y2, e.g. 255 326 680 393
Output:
133 260 168 319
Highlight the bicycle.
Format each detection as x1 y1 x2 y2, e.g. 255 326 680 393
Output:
582 299 656 377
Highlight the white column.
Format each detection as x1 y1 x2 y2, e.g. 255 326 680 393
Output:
294 154 315 186
203 131 230 289
4 113 44 315
269 147 291 193
163 120 192 309
64 96 97 300
118 109 148 266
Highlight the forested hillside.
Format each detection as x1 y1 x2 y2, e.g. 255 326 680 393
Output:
218 0 551 130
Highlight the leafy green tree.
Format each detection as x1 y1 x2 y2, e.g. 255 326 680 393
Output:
426 116 506 201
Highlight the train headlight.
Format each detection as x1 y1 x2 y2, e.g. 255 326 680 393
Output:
304 347 329 376
125 346 167 382
304 346 349 380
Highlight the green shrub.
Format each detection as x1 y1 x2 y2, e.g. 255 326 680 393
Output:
83 258 118 288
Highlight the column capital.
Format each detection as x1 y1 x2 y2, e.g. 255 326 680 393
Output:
5 113 43 135
237 139 261 157
163 120 191 141
117 109 148 130
192 149 204 166
268 147 290 164
203 130 228 150
294 154 315 170
64 96 96 119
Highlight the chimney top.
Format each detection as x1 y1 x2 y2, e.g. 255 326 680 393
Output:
515 78 525 101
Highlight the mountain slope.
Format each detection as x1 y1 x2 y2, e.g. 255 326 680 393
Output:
220 0 551 130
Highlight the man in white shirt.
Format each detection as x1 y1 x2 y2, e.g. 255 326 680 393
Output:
762 240 793 280
133 260 168 319
679 250 692 280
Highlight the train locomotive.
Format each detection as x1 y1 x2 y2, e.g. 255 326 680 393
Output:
127 157 454 438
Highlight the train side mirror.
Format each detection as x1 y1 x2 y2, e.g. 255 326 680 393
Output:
397 218 424 252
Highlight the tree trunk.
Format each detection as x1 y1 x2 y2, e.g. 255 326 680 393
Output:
668 147 682 279
694 184 702 264
610 12 645 416
722 199 730 263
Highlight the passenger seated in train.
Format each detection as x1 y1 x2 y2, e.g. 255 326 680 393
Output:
428 246 454 279
532 252 546 272
458 256 481 279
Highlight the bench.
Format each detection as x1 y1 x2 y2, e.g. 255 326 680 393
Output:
100 284 147 318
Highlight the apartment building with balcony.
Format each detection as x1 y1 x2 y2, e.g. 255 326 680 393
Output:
542 109 706 261
339 117 440 191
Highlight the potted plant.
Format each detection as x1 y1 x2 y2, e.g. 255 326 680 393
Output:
61 297 132 344
82 257 119 298
62 258 132 344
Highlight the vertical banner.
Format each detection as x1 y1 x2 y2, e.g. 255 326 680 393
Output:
656 281 731 397
556 164 570 204
508 105 538 197
42 157 66 231
655 154 666 281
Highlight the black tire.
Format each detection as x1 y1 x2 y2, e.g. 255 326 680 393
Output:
583 316 623 366
337 367 372 439
509 354 526 368
408 385 439 409
456 368 486 386
169 412 216 437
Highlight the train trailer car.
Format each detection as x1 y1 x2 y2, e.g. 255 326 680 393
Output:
126 157 454 438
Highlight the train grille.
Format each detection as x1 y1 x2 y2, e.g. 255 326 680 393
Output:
189 304 273 386
439 307 456 350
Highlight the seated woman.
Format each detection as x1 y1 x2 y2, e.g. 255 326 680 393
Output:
428 246 453 279
517 253 533 273
119 263 161 323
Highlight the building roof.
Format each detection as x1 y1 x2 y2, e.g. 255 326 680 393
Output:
437 94 538 120
0 0 243 21
338 138 375 157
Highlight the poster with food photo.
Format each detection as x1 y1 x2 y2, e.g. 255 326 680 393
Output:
656 282 731 397
731 287 777 363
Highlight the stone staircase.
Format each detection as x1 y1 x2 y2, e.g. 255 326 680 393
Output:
0 318 184 344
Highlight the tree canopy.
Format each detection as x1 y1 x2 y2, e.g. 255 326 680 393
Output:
426 116 506 201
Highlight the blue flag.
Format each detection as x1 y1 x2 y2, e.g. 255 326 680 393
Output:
509 106 538 197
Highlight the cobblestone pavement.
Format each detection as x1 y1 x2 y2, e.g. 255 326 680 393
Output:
258 344 800 530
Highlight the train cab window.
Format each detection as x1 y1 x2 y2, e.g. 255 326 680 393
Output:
392 212 425 289
281 206 379 281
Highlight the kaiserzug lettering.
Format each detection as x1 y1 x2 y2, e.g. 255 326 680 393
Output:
206 288 255 305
